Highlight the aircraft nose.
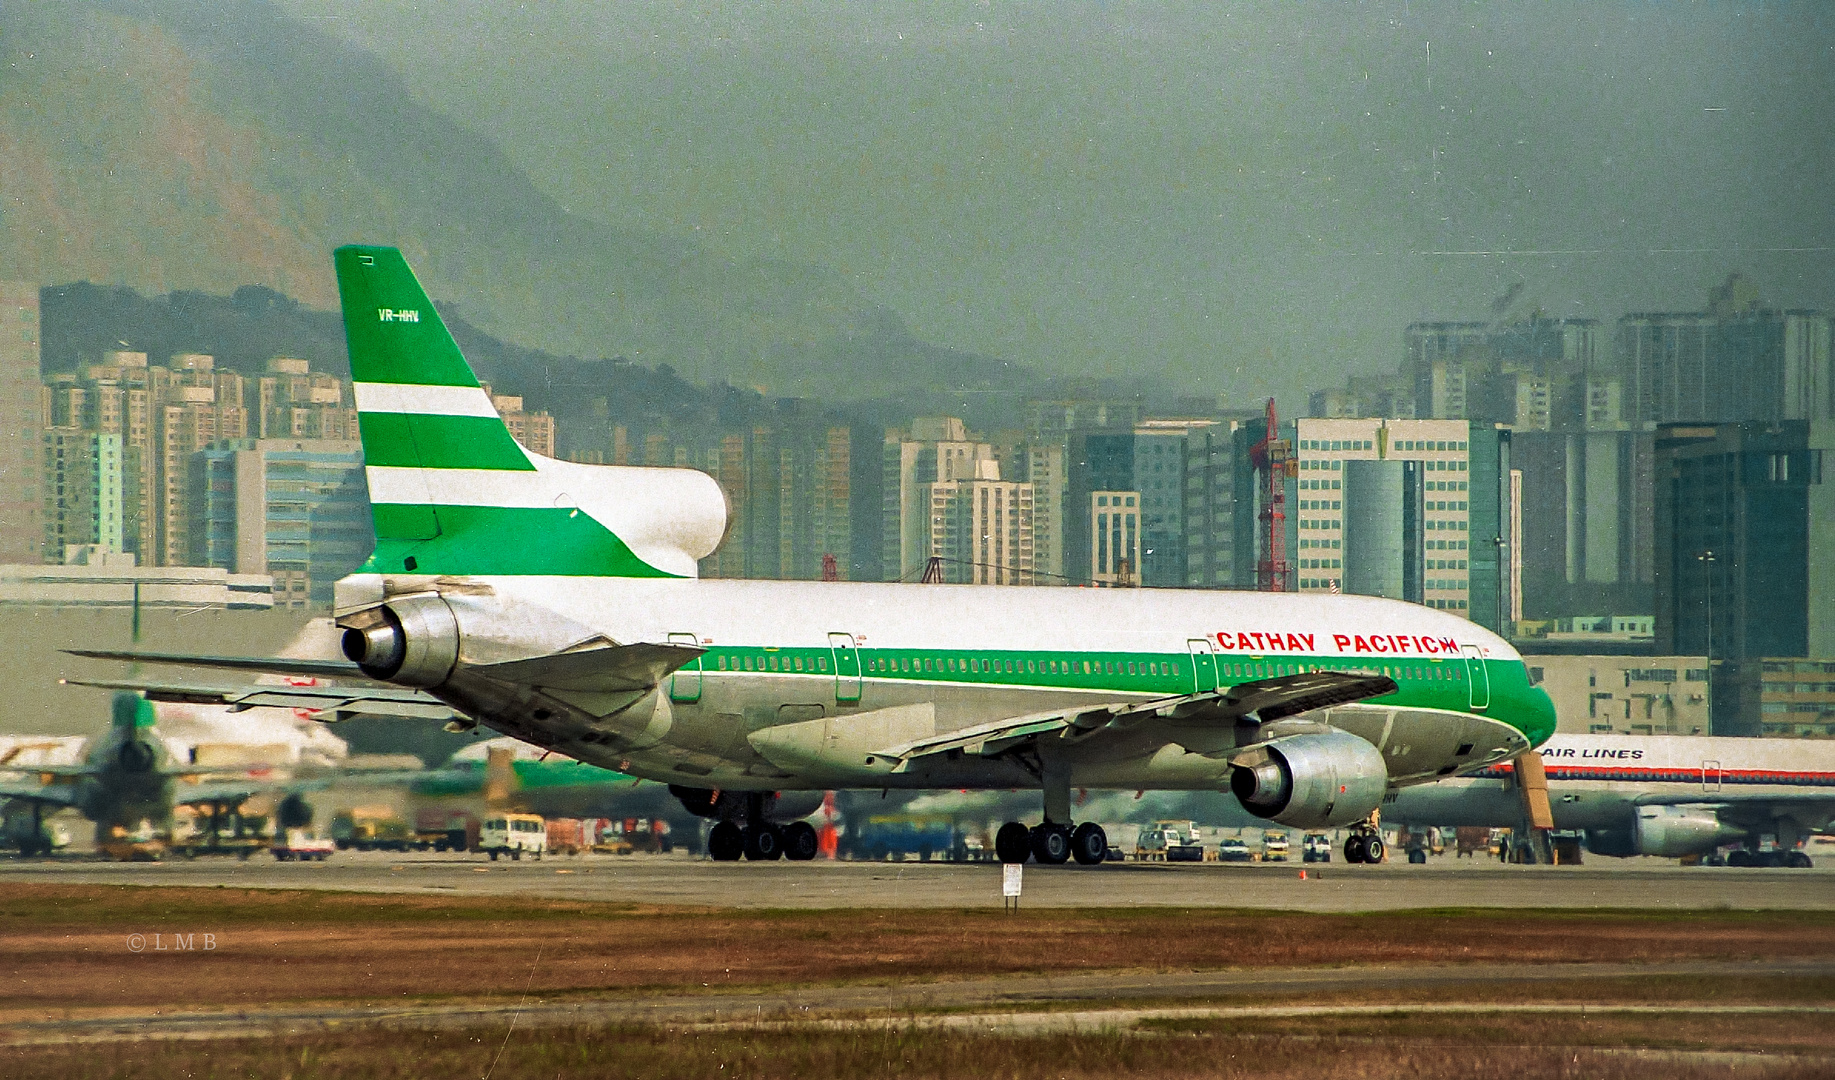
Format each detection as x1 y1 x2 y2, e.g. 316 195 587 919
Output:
1529 685 1559 747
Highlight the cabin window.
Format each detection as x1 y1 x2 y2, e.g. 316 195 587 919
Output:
793 657 803 672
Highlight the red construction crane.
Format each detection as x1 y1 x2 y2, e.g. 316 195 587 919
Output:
1248 397 1295 592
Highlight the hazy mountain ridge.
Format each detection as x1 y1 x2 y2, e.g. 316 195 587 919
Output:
2 1 1100 400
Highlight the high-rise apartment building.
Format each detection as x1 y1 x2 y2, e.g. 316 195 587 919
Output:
883 418 998 582
693 421 856 582
1617 276 1832 426
0 281 42 562
927 463 1034 585
40 430 125 560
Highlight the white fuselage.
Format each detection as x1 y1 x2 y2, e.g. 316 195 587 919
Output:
347 573 1553 794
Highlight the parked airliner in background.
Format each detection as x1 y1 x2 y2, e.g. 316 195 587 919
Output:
68 245 1557 867
1385 733 1835 867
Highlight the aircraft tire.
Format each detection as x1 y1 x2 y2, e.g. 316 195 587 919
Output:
782 821 820 861
1787 852 1813 869
743 824 783 861
1343 835 1367 864
1030 823 1072 865
1408 848 1427 864
994 822 1031 864
1070 823 1107 866
1363 836 1386 863
708 821 744 861
1727 849 1753 868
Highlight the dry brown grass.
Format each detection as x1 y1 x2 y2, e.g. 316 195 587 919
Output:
6 1023 1832 1080
3 884 1831 1014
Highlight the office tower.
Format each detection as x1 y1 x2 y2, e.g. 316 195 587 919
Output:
1088 491 1140 587
1182 419 1250 589
1654 421 1835 662
1291 417 1511 630
191 439 372 608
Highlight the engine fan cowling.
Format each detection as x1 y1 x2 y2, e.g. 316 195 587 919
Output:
1230 730 1387 829
1638 805 1741 858
341 594 460 687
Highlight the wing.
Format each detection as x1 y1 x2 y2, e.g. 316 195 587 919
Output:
868 670 1397 772
59 678 458 723
0 780 83 809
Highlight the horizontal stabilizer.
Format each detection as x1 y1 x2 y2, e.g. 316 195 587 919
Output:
470 642 705 693
0 781 82 808
64 650 370 682
60 678 457 723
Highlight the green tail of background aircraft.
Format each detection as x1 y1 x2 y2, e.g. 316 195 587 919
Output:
70 245 1557 867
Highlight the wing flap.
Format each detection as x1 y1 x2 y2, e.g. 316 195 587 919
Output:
872 670 1399 769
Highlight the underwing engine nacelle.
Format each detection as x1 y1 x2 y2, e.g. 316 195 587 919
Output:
1585 805 1745 859
1230 730 1387 829
340 594 460 688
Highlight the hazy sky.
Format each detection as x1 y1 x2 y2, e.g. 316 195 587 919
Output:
282 1 1835 401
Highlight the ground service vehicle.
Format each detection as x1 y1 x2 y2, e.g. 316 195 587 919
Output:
1261 831 1290 861
271 829 335 861
481 813 548 860
1216 836 1253 862
1301 832 1331 862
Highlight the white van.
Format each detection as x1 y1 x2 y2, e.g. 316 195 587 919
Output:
481 813 547 860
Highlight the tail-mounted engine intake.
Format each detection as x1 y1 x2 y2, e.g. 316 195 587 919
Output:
1230 730 1386 829
340 594 460 687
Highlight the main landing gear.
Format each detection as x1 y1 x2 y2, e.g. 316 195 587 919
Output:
1342 814 1386 864
994 766 1108 866
705 793 819 863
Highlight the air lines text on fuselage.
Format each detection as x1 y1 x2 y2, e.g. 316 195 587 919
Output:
1214 631 1461 656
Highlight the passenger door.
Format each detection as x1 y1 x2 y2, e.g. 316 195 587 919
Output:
1186 638 1219 693
1461 644 1491 711
1702 759 1722 794
828 632 862 704
667 631 702 703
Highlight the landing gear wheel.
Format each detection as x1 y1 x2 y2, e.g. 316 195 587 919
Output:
1362 836 1386 863
708 821 745 862
742 824 783 861
1030 823 1071 865
1787 851 1813 869
1408 848 1426 864
1727 849 1753 868
1344 835 1367 864
995 821 1031 864
781 821 819 861
1070 823 1108 865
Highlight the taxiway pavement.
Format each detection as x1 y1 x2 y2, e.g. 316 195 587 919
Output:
3 850 1830 910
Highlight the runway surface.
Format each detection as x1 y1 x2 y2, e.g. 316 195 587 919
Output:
9 958 1832 1045
4 849 1831 910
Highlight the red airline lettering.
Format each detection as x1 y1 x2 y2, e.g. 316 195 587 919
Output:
1333 633 1352 651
